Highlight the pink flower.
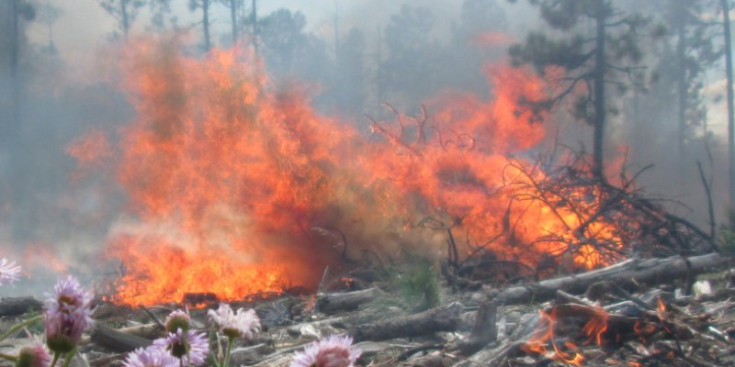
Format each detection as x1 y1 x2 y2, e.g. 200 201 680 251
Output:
290 335 361 367
0 258 21 286
164 309 191 332
16 343 52 367
123 346 179 367
208 303 261 340
44 276 94 354
154 329 209 366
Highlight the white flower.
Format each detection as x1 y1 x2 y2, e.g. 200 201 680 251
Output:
208 303 261 340
290 335 361 367
0 258 21 286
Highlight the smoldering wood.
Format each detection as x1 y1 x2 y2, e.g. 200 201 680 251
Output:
486 253 732 305
316 287 381 314
454 301 498 355
351 303 462 342
90 324 152 353
0 296 43 317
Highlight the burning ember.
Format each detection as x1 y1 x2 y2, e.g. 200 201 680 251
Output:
69 38 629 306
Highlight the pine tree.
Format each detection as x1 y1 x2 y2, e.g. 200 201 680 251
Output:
509 0 647 179
97 0 145 40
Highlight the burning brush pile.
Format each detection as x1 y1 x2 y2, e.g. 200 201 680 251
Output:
1 39 734 367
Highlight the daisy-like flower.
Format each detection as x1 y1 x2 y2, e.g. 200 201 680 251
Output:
154 329 209 366
164 309 191 333
208 303 261 340
0 258 21 286
123 345 179 367
290 335 361 367
44 276 94 354
15 343 52 367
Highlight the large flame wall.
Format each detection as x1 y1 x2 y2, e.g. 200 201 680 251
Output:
69 39 622 306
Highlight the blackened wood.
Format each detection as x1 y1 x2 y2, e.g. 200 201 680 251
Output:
0 296 42 317
91 325 152 353
352 304 462 342
316 288 380 314
487 253 731 306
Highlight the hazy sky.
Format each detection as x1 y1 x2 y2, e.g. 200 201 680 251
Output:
27 0 464 71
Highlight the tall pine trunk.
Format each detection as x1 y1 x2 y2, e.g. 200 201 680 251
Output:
203 0 210 51
676 13 687 168
230 0 237 45
723 0 735 227
121 0 130 40
593 0 606 180
251 0 258 57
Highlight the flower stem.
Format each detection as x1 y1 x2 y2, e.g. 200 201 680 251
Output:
49 352 60 367
0 352 18 362
0 314 43 342
223 337 234 367
59 346 77 367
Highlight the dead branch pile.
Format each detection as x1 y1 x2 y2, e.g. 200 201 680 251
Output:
441 155 719 290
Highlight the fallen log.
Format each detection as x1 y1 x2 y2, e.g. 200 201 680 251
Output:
352 303 462 342
0 297 43 317
90 325 152 353
486 253 732 305
316 288 381 314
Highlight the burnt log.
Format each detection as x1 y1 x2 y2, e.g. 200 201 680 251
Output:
316 288 381 314
0 297 43 317
90 324 152 353
352 303 462 342
486 253 732 305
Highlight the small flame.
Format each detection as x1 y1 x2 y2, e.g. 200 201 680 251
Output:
523 305 612 365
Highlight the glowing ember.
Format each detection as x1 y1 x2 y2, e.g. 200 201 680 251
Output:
69 37 628 306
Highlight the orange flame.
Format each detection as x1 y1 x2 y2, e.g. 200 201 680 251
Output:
68 38 627 306
523 305 611 365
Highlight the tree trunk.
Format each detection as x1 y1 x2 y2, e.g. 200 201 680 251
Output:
230 0 237 45
121 0 130 41
203 0 211 51
593 0 607 180
9 0 25 242
723 0 735 228
676 7 688 176
251 0 258 57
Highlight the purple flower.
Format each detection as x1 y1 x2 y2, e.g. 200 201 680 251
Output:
15 343 52 367
164 309 191 333
44 276 94 354
0 258 21 286
154 329 209 366
290 335 361 367
208 303 261 340
123 346 179 367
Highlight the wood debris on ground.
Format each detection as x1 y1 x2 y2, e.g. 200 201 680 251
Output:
1 252 734 367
